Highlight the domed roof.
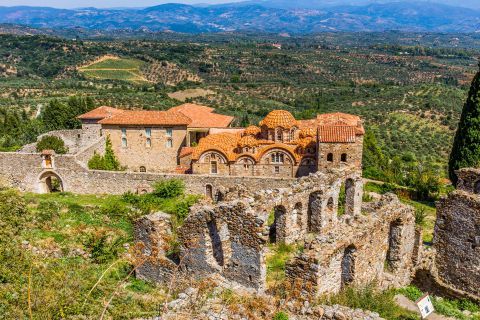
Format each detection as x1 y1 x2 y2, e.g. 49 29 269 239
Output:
259 110 297 129
299 127 316 138
244 125 261 136
238 135 259 147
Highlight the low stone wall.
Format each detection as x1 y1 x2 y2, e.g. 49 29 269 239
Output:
0 151 295 195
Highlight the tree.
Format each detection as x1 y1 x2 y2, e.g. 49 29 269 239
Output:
88 137 122 171
36 136 68 154
362 129 387 180
449 62 480 185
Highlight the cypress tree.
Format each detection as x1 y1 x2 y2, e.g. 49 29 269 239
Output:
448 62 480 185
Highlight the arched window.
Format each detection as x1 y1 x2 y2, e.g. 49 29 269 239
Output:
139 166 146 172
271 152 285 164
327 153 334 162
341 153 347 162
276 129 283 142
289 128 296 141
205 184 213 199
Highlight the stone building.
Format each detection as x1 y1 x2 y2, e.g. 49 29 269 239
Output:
191 110 364 178
77 103 234 173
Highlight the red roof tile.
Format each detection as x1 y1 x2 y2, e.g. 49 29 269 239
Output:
98 110 192 126
77 106 124 120
179 147 194 158
168 103 233 128
318 126 356 143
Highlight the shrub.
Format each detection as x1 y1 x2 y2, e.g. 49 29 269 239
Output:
414 207 427 226
82 231 123 264
153 179 185 198
88 136 122 171
36 135 68 154
272 311 289 320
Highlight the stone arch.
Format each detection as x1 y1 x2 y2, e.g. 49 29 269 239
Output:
307 191 323 232
204 218 231 268
259 147 296 165
198 150 228 164
139 166 146 172
215 190 224 202
341 245 357 287
37 171 64 194
326 197 335 214
294 202 303 228
269 205 287 243
474 180 480 194
205 184 213 200
385 218 403 272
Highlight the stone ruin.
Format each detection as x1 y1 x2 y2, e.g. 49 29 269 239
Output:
415 168 480 302
134 168 421 296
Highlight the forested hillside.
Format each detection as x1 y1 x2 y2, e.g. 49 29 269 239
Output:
0 32 477 187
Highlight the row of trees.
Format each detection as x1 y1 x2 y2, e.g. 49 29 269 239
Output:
0 96 95 150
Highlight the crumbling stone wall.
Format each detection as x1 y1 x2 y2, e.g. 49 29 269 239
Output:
178 201 267 290
286 194 417 296
134 169 414 294
432 168 480 300
134 212 178 285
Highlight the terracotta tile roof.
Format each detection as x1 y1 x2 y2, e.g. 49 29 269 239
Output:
168 103 234 128
298 112 365 136
259 110 298 129
238 135 260 147
179 147 194 158
319 126 356 143
244 125 261 136
77 106 124 120
41 149 55 155
191 132 240 161
98 110 192 126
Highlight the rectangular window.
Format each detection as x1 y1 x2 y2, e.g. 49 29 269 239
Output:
166 138 173 148
166 128 173 137
145 128 151 137
274 166 280 174
146 138 151 148
121 128 127 147
211 161 218 174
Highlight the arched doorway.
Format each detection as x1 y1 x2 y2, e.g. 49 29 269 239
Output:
38 171 64 193
341 245 356 287
269 205 287 243
205 184 213 200
385 219 403 272
308 191 323 232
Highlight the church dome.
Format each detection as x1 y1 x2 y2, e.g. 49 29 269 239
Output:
244 125 261 136
238 135 259 147
259 110 297 129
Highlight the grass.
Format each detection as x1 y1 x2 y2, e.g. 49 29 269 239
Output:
266 242 301 287
398 285 480 320
0 187 199 319
320 285 419 320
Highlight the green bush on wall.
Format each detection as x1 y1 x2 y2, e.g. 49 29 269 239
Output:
36 135 68 154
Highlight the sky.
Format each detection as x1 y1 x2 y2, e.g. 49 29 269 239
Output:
0 0 246 8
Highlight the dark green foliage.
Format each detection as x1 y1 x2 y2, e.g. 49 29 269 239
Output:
87 137 122 171
36 135 68 154
449 64 480 185
41 97 94 131
414 207 427 226
153 179 185 198
363 129 387 180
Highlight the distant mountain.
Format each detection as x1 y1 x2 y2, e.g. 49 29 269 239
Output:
0 2 479 33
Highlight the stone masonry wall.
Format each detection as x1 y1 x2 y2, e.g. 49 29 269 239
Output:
286 193 416 297
0 151 295 195
434 189 480 300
